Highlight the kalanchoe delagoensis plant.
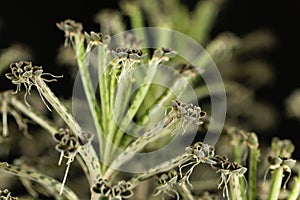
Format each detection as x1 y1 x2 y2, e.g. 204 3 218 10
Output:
0 1 299 200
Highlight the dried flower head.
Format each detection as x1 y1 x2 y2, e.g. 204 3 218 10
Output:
6 61 62 110
91 178 133 199
179 142 216 187
172 99 206 134
84 31 111 53
153 169 180 200
152 47 177 62
110 47 146 80
56 19 83 47
53 128 93 195
264 155 296 189
211 155 247 199
271 137 295 158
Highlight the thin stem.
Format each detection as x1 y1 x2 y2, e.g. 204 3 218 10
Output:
121 1 149 56
232 142 247 199
74 34 104 161
34 78 102 183
233 142 243 164
288 172 300 200
229 174 243 200
1 97 8 137
268 167 283 200
138 76 188 126
104 118 181 180
248 148 260 200
0 162 80 200
128 156 191 189
98 45 109 133
104 76 133 167
190 0 223 45
11 97 57 134
177 183 195 200
113 59 160 149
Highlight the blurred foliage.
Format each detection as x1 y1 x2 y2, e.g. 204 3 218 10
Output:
0 1 299 200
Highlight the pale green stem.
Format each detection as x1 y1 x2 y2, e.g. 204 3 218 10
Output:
288 172 300 200
74 34 104 167
232 143 246 199
229 174 243 200
178 183 195 200
0 162 80 200
268 167 284 200
10 97 57 134
113 59 160 149
128 155 191 189
103 76 133 168
1 97 8 137
104 114 181 180
34 78 102 183
98 45 109 133
109 69 117 116
233 143 243 164
190 0 223 45
138 76 189 126
248 148 260 200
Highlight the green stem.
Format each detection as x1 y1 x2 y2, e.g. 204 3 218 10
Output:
233 142 243 164
248 148 260 200
34 78 102 183
229 174 243 200
113 59 160 149
1 95 8 137
288 172 300 200
0 162 80 200
128 155 191 189
190 0 223 45
98 45 109 133
138 75 189 126
268 167 283 200
10 97 57 134
104 114 181 180
103 76 133 167
178 183 195 200
74 34 104 168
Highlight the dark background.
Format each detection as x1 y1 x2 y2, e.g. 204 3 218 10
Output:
0 0 299 151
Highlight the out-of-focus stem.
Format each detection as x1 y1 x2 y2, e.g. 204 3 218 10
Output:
268 167 283 200
288 172 300 200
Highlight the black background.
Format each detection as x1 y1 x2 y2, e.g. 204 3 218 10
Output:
0 0 299 152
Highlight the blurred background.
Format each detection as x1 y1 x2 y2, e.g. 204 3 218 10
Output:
0 0 299 153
